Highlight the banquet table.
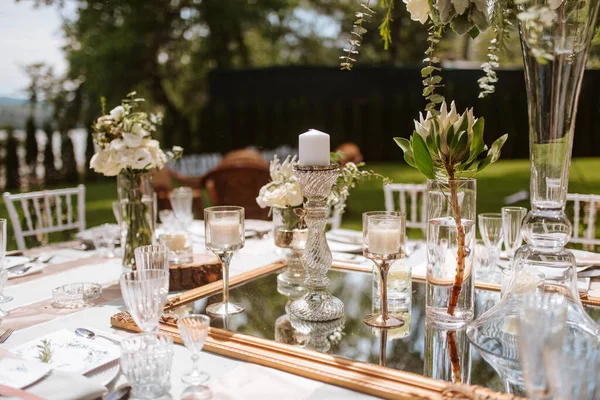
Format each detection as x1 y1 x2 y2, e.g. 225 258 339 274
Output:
3 221 600 400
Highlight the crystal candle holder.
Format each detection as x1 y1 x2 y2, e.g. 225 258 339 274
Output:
288 165 344 322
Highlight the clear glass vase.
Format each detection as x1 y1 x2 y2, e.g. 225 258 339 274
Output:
424 320 471 385
117 171 156 270
426 179 476 326
273 206 307 295
467 0 600 393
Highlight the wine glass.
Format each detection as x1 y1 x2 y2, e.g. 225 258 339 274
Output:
204 206 245 316
362 211 406 328
120 269 169 332
134 244 169 271
501 206 527 262
478 213 503 268
178 314 211 385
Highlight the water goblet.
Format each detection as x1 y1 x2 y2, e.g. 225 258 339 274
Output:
178 314 210 385
478 213 503 268
171 187 194 226
501 206 527 262
120 332 174 399
134 244 169 271
517 292 567 399
362 211 406 328
204 206 245 316
120 269 169 332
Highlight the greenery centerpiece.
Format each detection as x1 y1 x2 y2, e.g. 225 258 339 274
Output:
91 92 182 269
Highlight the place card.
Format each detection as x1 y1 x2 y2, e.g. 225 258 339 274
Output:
0 358 51 389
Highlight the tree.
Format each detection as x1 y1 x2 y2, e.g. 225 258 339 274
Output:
4 126 20 190
60 133 79 184
43 122 57 185
25 116 38 169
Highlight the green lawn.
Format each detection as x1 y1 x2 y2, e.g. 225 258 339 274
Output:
3 158 600 250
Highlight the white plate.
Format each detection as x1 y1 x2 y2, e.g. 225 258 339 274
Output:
570 249 600 266
3 256 30 269
75 224 120 242
327 229 362 245
86 359 120 387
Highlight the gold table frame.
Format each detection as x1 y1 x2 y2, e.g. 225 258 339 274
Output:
111 260 598 399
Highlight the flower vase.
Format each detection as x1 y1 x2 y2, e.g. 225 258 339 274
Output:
424 320 471 385
117 171 155 270
273 206 307 295
426 179 476 325
467 0 600 392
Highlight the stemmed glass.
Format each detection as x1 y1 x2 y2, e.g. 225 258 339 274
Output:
362 211 406 328
120 269 169 332
134 244 169 271
204 206 245 316
178 314 211 385
501 207 527 263
478 213 503 268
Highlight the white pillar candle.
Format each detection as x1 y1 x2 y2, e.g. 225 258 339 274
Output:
368 224 401 255
210 218 242 247
298 129 330 166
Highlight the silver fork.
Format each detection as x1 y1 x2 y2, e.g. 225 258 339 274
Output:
0 328 14 344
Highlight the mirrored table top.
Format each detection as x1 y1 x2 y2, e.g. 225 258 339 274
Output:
167 267 600 393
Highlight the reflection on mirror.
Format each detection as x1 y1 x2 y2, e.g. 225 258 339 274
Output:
164 267 600 395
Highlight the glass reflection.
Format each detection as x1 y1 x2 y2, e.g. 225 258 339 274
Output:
165 268 600 395
424 321 471 384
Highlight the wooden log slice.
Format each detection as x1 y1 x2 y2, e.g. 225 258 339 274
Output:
169 254 222 291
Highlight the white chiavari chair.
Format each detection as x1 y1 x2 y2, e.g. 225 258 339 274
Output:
384 183 427 233
567 193 600 249
3 185 86 250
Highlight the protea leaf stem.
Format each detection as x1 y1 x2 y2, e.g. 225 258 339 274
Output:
446 169 466 316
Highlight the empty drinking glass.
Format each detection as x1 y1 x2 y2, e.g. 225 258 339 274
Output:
501 207 527 262
518 292 567 399
0 269 10 317
205 206 245 316
478 213 503 268
0 219 12 311
178 314 211 385
120 269 169 332
91 224 118 258
0 218 6 265
120 332 173 399
134 245 169 271
171 187 194 226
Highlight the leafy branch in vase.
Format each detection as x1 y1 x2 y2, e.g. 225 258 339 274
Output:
395 101 507 315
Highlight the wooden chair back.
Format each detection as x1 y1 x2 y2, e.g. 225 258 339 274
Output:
202 164 270 220
3 185 86 250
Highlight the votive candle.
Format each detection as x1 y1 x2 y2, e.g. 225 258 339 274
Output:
210 218 241 247
368 224 401 255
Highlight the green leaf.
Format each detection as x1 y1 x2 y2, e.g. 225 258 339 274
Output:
423 86 434 96
427 94 445 104
421 66 434 77
412 133 436 179
394 137 416 168
450 13 473 36
468 27 480 39
487 133 508 163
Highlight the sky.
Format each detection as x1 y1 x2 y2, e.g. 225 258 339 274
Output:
0 1 75 99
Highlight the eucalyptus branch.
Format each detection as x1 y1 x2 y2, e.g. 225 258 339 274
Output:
340 1 375 70
422 24 445 114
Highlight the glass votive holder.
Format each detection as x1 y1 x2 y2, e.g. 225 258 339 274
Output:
91 223 119 258
52 282 102 309
120 332 174 399
372 260 412 314
159 232 193 265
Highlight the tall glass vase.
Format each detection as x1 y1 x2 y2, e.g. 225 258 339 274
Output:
273 206 307 296
426 179 476 326
467 0 600 392
117 171 155 270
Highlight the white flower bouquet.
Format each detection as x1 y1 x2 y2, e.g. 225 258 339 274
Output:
90 92 182 176
256 155 304 210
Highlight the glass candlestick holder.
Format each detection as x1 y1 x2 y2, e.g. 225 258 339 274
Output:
204 206 245 316
288 165 344 322
363 211 406 328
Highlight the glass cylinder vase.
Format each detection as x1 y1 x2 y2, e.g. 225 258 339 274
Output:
117 171 156 270
273 206 307 295
426 178 476 325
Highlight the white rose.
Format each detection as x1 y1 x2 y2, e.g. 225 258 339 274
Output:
132 148 153 170
109 106 125 121
284 181 303 207
90 149 121 176
123 132 143 148
404 0 430 24
256 181 304 208
109 139 126 151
